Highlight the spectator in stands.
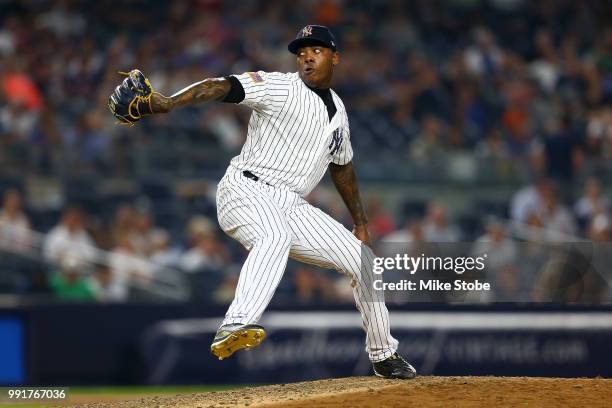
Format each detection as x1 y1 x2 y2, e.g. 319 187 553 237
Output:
409 115 446 167
542 113 583 181
529 29 561 94
537 185 577 240
130 208 167 257
0 16 17 57
591 29 612 103
204 106 245 151
49 253 96 302
463 27 504 78
382 218 426 252
88 265 128 302
365 197 396 242
583 214 612 302
501 80 535 158
213 274 239 304
180 216 230 273
150 230 182 269
293 266 338 303
422 201 460 242
0 59 42 170
109 234 153 298
410 55 451 121
517 211 550 301
62 112 110 172
534 214 609 303
43 206 97 268
29 108 63 174
110 203 136 248
574 177 609 228
0 99 38 141
381 217 435 304
1 60 43 111
585 107 611 162
471 218 520 301
475 127 512 167
510 178 553 225
35 1 86 38
380 218 430 301
0 188 33 254
587 213 610 242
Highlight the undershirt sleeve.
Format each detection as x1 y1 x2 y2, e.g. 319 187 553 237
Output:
220 75 245 104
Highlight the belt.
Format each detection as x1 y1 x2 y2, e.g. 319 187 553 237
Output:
242 170 260 181
242 170 270 185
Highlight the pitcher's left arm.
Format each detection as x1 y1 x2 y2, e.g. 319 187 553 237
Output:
329 162 370 246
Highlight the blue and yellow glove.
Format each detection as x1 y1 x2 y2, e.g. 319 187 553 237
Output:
108 69 154 125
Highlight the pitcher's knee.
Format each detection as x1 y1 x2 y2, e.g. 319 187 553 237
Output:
339 247 376 283
335 257 362 281
259 230 292 251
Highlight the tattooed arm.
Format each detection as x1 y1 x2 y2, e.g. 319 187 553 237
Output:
329 162 370 246
149 78 232 113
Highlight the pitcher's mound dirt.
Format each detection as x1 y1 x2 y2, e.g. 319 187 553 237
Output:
73 376 612 408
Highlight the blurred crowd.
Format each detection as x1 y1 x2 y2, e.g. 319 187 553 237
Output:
0 0 612 180
0 174 609 304
0 187 240 302
0 0 611 304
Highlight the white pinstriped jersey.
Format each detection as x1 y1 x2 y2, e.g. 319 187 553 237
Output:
216 71 399 362
229 71 353 197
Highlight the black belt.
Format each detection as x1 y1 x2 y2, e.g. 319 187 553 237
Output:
242 170 260 181
242 170 271 185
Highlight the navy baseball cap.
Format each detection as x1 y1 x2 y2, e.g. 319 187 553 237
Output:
288 25 337 54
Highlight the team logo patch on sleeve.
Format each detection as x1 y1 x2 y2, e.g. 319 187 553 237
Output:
247 72 264 83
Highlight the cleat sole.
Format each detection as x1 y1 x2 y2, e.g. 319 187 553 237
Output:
211 327 266 360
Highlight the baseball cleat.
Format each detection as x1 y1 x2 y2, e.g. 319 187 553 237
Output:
210 324 266 360
372 352 417 379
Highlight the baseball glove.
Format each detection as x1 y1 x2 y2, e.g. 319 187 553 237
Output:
108 69 155 125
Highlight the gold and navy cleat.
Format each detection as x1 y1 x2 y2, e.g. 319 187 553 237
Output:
210 324 266 360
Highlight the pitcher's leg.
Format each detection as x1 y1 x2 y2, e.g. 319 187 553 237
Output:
288 203 398 362
224 231 291 324
217 180 292 326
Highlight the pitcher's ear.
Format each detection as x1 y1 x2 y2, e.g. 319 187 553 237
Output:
332 51 339 66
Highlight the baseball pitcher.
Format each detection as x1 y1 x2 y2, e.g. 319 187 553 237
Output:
109 25 416 379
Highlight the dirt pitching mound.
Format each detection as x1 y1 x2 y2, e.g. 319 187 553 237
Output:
73 376 612 408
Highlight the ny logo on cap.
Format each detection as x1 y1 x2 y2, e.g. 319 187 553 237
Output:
302 26 313 37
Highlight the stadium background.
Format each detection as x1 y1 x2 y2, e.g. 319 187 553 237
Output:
0 0 611 391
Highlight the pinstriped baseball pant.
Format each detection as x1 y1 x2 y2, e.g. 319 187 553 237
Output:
216 166 398 362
